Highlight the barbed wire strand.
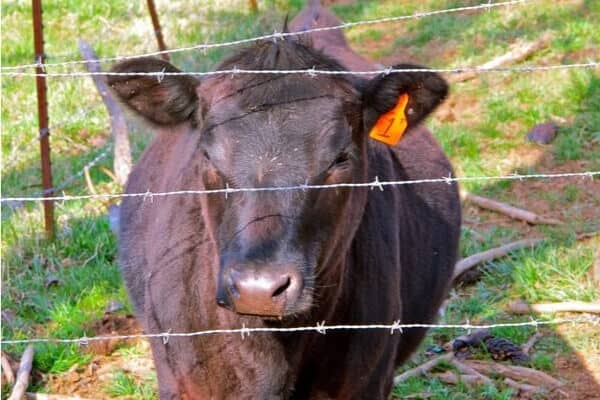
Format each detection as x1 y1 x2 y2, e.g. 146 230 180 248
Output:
1 171 597 203
2 108 100 170
37 143 113 196
1 316 597 346
0 0 531 72
2 62 599 78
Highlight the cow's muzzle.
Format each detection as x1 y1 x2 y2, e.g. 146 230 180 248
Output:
217 264 303 317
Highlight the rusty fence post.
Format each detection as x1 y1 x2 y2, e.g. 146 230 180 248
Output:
146 0 169 61
249 0 258 13
32 0 55 240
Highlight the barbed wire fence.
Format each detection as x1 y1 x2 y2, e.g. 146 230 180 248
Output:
2 316 598 346
0 0 533 72
2 0 600 348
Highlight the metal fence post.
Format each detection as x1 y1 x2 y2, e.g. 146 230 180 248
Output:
32 0 55 240
146 0 169 61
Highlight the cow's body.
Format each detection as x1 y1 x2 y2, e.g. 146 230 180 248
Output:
115 2 460 399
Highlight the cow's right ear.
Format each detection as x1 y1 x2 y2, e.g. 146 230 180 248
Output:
108 58 200 126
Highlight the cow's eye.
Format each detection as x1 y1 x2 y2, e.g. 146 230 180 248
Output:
329 152 351 170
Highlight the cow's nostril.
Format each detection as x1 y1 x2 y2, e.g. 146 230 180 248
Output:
272 276 291 298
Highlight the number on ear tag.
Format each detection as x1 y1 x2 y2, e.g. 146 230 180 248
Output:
369 93 409 146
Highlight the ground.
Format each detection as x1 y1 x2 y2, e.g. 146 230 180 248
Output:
1 0 599 399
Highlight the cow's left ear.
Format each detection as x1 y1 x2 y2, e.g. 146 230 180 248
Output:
361 64 448 145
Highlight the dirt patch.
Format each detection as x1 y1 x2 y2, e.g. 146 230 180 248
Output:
552 354 600 399
44 350 155 400
38 314 153 399
85 313 142 356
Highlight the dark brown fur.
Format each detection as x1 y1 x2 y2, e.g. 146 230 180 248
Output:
112 1 460 398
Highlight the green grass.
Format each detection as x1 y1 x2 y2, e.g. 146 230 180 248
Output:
2 0 599 398
104 370 157 400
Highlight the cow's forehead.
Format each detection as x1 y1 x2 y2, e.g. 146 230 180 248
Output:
202 95 352 185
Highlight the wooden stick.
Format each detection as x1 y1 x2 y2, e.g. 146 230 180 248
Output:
451 359 493 384
433 371 491 386
248 0 258 13
450 33 552 83
453 239 544 282
7 345 35 400
1 351 15 385
25 394 95 400
577 231 600 241
461 190 562 225
394 353 454 384
78 40 132 186
503 378 540 393
83 167 97 195
522 332 543 355
462 360 562 389
508 300 600 314
593 246 600 287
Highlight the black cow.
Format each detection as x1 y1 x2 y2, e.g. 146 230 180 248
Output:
110 1 460 398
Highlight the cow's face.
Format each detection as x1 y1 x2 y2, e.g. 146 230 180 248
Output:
109 41 447 319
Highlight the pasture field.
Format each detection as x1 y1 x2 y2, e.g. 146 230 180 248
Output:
1 0 599 398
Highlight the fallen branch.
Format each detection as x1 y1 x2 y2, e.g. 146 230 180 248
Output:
79 40 131 186
1 351 15 385
577 230 600 241
453 238 544 282
7 345 34 400
461 190 563 225
522 332 543 355
394 353 454 384
508 300 600 314
451 359 493 385
433 371 491 386
594 246 600 287
25 394 95 400
503 378 540 393
83 167 97 196
462 360 562 389
450 32 552 83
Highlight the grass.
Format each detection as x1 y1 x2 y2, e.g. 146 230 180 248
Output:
104 370 157 400
2 0 599 398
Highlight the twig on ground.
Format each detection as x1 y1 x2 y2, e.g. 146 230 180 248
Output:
462 360 562 389
79 39 131 186
461 190 563 225
509 300 600 314
7 345 34 400
503 378 540 393
394 353 454 384
522 332 543 355
433 370 491 386
576 231 600 241
450 359 493 384
593 246 600 287
83 167 97 195
453 239 544 282
1 351 15 385
25 394 95 400
450 32 552 83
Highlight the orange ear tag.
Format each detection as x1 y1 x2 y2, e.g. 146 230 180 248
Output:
369 93 409 146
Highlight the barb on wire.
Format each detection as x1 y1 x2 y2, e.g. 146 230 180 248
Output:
2 108 100 171
0 0 530 72
1 316 597 346
1 171 598 203
35 142 113 196
2 62 599 78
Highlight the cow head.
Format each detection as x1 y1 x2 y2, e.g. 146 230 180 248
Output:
109 40 447 319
